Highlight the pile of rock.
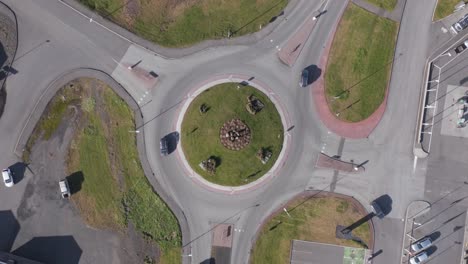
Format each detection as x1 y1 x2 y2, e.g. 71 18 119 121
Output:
256 148 272 164
246 95 264 115
199 158 217 174
220 118 251 150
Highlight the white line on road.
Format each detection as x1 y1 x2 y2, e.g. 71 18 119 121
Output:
413 156 418 173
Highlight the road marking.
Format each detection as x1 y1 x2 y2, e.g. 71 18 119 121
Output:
413 156 418 173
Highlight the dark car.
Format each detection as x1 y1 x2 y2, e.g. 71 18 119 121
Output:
160 137 169 156
299 69 309 87
455 40 468 54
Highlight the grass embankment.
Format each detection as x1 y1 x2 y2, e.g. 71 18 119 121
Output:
25 78 181 263
80 0 287 47
181 83 283 186
365 0 398 11
434 0 468 20
251 197 371 264
325 3 397 122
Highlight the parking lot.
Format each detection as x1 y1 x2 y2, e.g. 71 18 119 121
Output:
416 35 468 264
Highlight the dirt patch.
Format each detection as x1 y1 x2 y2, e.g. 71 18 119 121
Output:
24 78 163 263
121 0 140 27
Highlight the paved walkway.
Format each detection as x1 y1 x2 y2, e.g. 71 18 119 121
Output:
352 0 406 22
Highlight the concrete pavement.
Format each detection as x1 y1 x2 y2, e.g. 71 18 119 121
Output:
0 0 454 263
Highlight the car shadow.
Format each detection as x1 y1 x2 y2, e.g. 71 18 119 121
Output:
304 64 322 86
165 131 180 155
8 162 29 184
428 231 441 241
13 235 82 264
200 258 215 264
66 171 84 195
425 245 437 256
372 194 393 218
0 210 20 252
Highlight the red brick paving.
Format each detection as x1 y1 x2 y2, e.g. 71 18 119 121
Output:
315 153 364 173
212 223 233 248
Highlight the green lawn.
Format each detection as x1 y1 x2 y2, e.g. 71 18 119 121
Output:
80 0 288 47
250 197 371 264
325 3 397 122
434 0 467 20
25 78 181 264
181 83 283 186
365 0 398 11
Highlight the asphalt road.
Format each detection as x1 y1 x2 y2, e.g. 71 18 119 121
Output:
0 0 454 263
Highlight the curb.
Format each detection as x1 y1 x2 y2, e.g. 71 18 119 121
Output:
400 200 431 263
14 68 192 264
174 74 292 195
59 0 300 59
312 0 407 139
248 191 375 262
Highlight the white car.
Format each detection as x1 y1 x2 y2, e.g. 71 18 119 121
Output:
2 168 13 187
411 237 432 252
410 251 428 264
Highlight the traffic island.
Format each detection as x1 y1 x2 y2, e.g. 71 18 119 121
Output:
180 82 284 187
250 192 372 264
324 3 397 122
22 77 182 263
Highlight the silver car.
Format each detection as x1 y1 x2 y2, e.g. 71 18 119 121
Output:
2 168 13 187
411 237 432 252
410 251 428 264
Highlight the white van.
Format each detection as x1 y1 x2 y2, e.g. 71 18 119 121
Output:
59 179 70 198
2 168 13 187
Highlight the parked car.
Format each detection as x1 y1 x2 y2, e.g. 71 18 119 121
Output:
59 179 70 198
160 137 169 156
411 237 432 252
299 69 309 87
455 40 468 54
410 251 428 264
451 13 468 33
2 168 13 187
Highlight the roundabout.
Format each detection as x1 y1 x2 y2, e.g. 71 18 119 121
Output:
178 78 288 188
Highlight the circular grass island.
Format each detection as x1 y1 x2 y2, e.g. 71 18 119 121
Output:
181 83 284 186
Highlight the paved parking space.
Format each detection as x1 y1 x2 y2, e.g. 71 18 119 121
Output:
289 240 370 264
420 37 468 264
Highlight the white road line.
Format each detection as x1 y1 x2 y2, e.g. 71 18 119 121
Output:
413 156 418 173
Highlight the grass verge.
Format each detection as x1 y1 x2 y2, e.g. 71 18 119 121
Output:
250 196 371 264
79 0 287 47
434 0 467 20
25 78 181 263
181 83 283 186
365 0 398 11
325 3 397 122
